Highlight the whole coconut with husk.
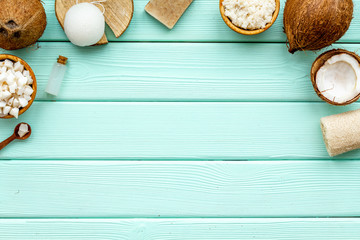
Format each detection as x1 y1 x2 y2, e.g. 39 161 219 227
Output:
284 0 353 54
0 0 47 50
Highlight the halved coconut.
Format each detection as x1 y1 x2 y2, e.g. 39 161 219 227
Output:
311 49 360 106
0 0 47 50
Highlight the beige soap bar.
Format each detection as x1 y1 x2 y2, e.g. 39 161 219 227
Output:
321 109 360 157
145 0 193 29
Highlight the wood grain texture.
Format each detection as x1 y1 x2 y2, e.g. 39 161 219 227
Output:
1 219 360 239
40 0 360 42
2 102 360 160
1 42 349 101
1 161 360 217
102 0 134 37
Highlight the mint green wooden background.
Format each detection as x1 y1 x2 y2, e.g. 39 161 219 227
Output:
1 0 360 239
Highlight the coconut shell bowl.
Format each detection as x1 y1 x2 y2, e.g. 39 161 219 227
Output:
311 49 360 106
219 0 280 35
0 54 37 119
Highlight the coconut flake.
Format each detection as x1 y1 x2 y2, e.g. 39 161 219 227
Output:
10 107 19 118
17 76 27 87
18 123 29 138
8 82 17 93
0 73 6 82
316 53 360 104
12 98 20 108
24 86 33 96
13 61 24 72
24 95 32 101
4 59 13 69
3 106 11 115
18 97 28 108
6 72 15 85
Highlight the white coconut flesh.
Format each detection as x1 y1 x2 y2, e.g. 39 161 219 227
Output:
316 53 360 104
18 123 29 138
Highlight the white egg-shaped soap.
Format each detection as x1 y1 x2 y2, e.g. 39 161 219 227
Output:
64 3 105 47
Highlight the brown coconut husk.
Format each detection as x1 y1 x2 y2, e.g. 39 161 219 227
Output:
284 0 353 54
0 0 47 50
311 49 360 106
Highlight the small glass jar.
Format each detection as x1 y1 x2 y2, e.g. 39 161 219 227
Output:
45 56 68 96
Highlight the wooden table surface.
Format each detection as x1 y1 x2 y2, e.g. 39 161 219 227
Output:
1 0 360 239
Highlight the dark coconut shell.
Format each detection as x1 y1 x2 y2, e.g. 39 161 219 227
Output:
0 0 47 50
284 0 353 54
311 49 360 106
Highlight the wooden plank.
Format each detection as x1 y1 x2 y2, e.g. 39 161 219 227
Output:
1 161 360 217
40 0 360 42
1 218 360 239
1 102 360 160
0 42 345 101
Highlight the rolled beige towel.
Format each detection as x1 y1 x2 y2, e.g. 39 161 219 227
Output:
321 109 360 157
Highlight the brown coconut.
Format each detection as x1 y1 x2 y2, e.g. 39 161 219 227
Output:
284 0 353 54
311 49 360 106
0 0 47 50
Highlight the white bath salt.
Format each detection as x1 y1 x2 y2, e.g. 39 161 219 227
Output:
316 54 360 104
18 123 29 138
0 59 34 118
223 0 276 30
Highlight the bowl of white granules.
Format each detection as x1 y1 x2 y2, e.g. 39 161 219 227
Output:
0 54 37 119
220 0 280 35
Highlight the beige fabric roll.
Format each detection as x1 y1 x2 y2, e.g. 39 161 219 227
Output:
321 109 360 157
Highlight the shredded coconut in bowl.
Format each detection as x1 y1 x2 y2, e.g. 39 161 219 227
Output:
223 0 276 30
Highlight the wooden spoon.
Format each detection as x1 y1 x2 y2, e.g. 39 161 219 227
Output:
0 123 32 151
